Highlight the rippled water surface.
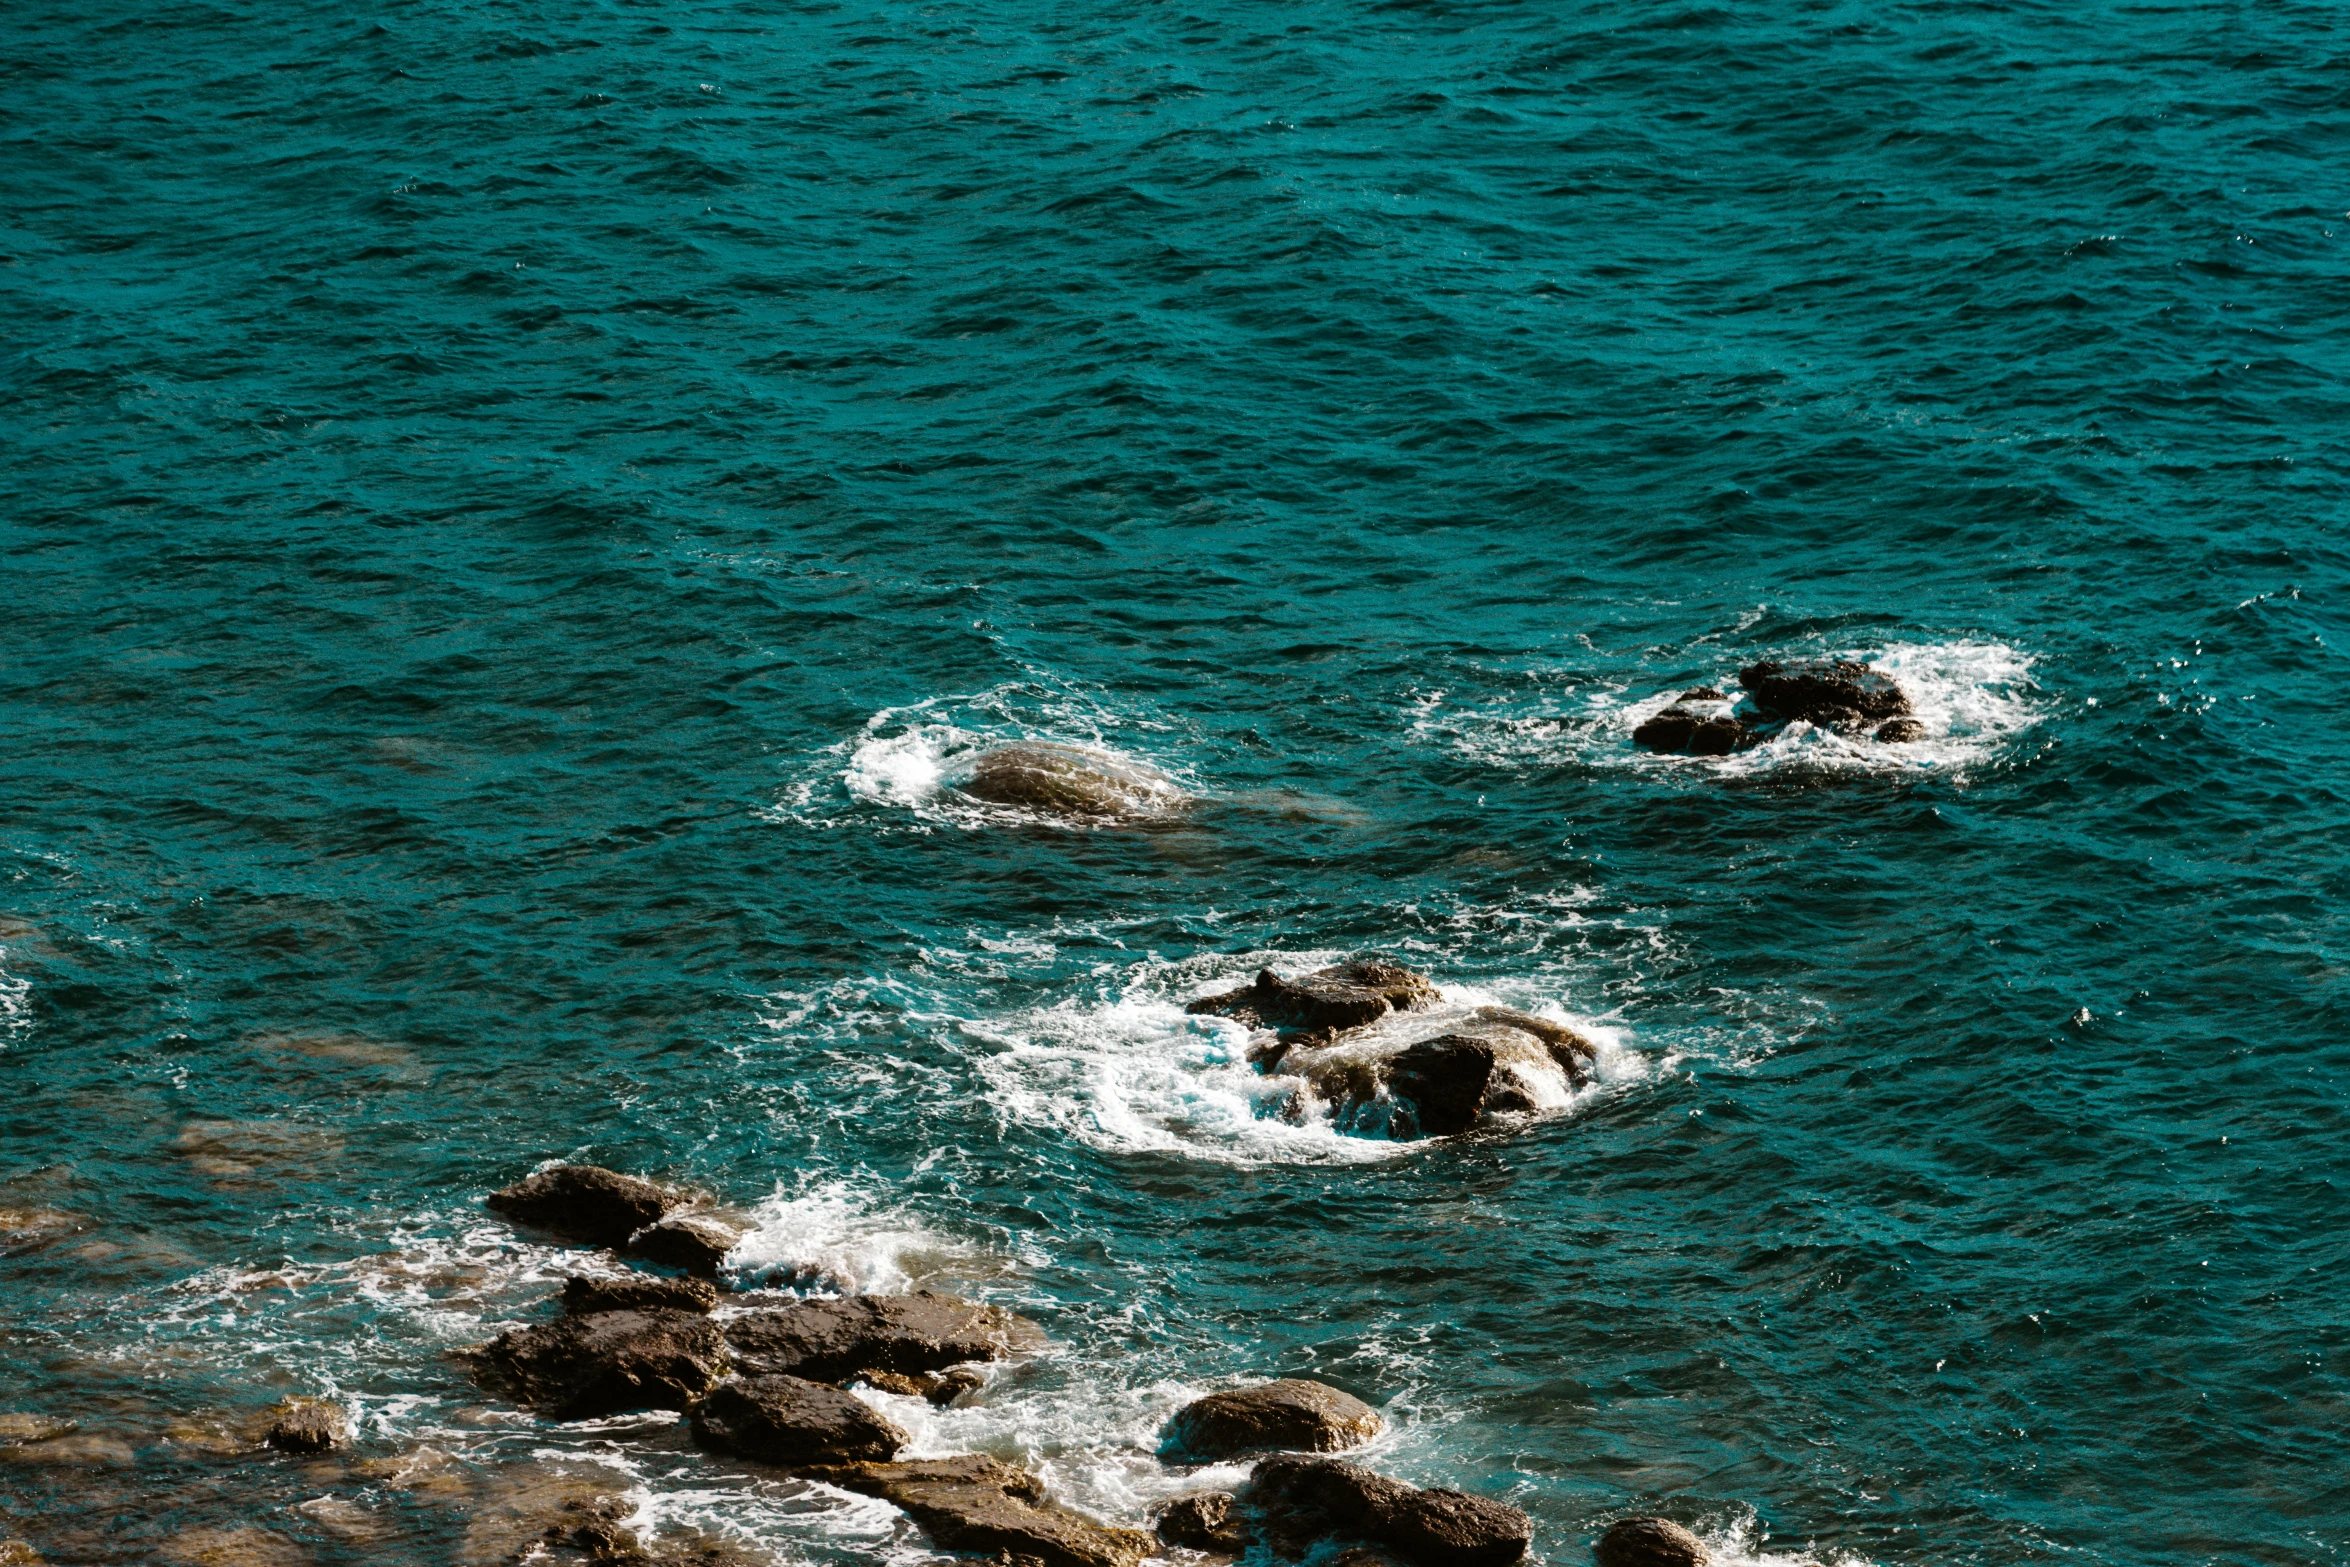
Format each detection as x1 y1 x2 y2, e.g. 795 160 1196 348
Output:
3 0 2347 1563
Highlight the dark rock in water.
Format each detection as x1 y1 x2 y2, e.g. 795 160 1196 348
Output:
1384 1037 1499 1137
1678 687 1726 701
263 1399 345 1454
1594 1517 1709 1567
563 1273 719 1317
1157 1491 1247 1554
1248 1457 1529 1567
1738 660 1910 728
1874 716 1927 743
486 1165 690 1249
522 1495 765 1567
801 1455 1157 1567
1631 705 1756 758
1187 960 1441 1044
1269 1005 1597 1139
690 1374 906 1466
625 1209 752 1278
1164 1379 1382 1459
955 743 1182 821
928 1366 987 1405
478 1309 728 1418
723 1293 1039 1384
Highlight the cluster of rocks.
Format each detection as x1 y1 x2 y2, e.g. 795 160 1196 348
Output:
1186 959 1599 1139
1632 659 1927 756
470 1166 1720 1567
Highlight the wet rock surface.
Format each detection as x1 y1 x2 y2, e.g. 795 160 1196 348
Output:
1593 1517 1710 1567
690 1374 906 1467
1266 1001 1599 1140
1630 693 1757 757
262 1398 345 1454
1156 1491 1247 1554
954 743 1183 821
722 1292 1038 1383
486 1166 691 1249
477 1308 728 1418
624 1210 752 1277
1164 1379 1382 1459
1247 1457 1530 1567
1187 960 1442 1044
563 1273 720 1316
802 1456 1156 1567
1631 659 1920 755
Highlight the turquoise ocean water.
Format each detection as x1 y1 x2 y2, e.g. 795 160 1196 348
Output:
2 1 2346 1562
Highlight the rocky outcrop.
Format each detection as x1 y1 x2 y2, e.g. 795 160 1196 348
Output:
1248 1457 1529 1567
1738 660 1910 731
689 1375 906 1466
624 1210 752 1278
262 1398 345 1454
1269 1004 1599 1140
1631 692 1757 757
1187 961 1441 1045
855 1365 987 1404
486 1166 692 1249
1157 1491 1247 1554
563 1273 719 1316
1873 717 1926 743
477 1309 727 1418
954 743 1184 822
1593 1517 1709 1567
1163 1380 1382 1459
722 1293 1039 1384
801 1456 1156 1567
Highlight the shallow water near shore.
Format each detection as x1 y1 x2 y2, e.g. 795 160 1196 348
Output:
3 0 2347 1563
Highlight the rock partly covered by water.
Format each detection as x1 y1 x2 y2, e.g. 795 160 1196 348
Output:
1248 1457 1530 1567
954 743 1184 822
1632 659 1923 755
477 1308 728 1418
722 1292 1039 1384
1157 1491 1248 1554
624 1209 754 1278
1631 690 1756 757
690 1374 906 1467
1268 1001 1600 1140
801 1456 1157 1567
262 1398 346 1454
486 1165 694 1249
562 1273 719 1316
1187 960 1442 1045
1164 1380 1383 1459
1593 1518 1710 1567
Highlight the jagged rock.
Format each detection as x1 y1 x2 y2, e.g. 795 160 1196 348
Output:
485 1166 692 1249
1630 703 1756 757
723 1293 1039 1384
625 1210 752 1278
690 1375 906 1466
1157 1491 1247 1554
954 743 1184 821
801 1456 1155 1567
1874 717 1927 743
1247 1457 1529 1567
1164 1380 1382 1459
264 1398 346 1454
1594 1517 1709 1567
477 1309 727 1418
1274 1006 1597 1139
929 1366 986 1405
563 1274 719 1316
1187 960 1441 1044
1738 660 1910 731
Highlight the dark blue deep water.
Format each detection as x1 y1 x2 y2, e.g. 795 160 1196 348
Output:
3 1 2347 1563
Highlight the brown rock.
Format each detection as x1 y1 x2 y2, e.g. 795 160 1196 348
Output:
0 1542 43 1565
485 1166 692 1248
476 1309 727 1418
1164 1380 1382 1459
928 1366 987 1405
1384 1037 1501 1137
722 1293 1040 1384
1874 717 1927 743
625 1210 752 1278
159 1528 307 1567
0 1207 86 1256
955 743 1183 821
1156 1491 1247 1553
1187 960 1441 1043
1594 1517 1709 1567
802 1456 1155 1567
562 1273 719 1316
1248 1457 1529 1567
0 1415 74 1444
1738 660 1910 727
1630 707 1756 758
690 1375 906 1466
264 1398 346 1454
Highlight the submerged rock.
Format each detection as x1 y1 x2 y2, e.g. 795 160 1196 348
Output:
1157 1491 1247 1554
954 743 1184 822
1737 659 1910 731
263 1398 346 1454
1187 960 1442 1044
1164 1380 1382 1459
0 1207 87 1257
486 1166 693 1249
477 1308 727 1418
801 1455 1156 1567
1248 1457 1529 1567
722 1293 1039 1384
690 1374 906 1466
562 1273 719 1317
625 1209 753 1278
1593 1517 1709 1567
